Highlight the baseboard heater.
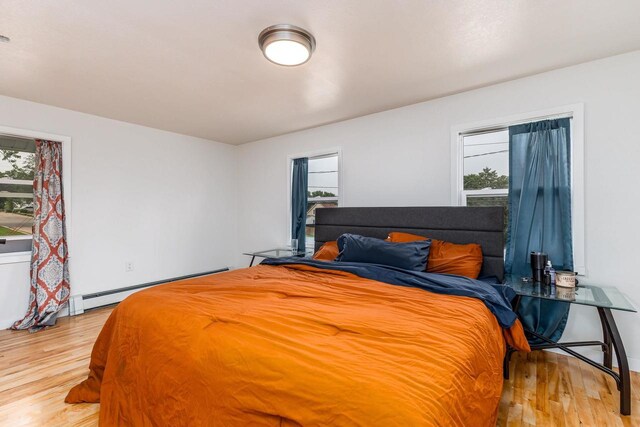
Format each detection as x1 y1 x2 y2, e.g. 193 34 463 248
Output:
70 267 229 315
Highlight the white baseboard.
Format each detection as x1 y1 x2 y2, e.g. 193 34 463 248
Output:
58 302 70 317
70 267 230 314
68 295 84 315
1 302 70 329
81 288 146 311
0 317 15 329
0 295 122 329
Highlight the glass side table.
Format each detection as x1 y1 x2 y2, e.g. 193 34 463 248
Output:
243 248 306 267
504 275 637 415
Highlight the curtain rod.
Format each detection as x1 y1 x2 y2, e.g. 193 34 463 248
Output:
460 115 573 137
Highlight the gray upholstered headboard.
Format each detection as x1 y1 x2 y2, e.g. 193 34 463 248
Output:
314 206 505 281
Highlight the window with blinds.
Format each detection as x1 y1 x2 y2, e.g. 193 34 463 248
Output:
0 135 35 244
305 153 339 247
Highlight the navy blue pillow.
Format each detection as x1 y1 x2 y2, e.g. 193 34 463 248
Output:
336 233 431 271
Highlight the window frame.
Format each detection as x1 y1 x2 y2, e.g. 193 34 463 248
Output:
287 148 342 249
461 188 509 206
0 125 72 265
450 104 585 275
0 176 34 243
457 126 509 205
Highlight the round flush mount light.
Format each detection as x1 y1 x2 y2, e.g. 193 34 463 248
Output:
258 24 316 66
0 35 10 43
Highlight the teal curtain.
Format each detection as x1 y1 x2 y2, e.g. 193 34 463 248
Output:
291 158 308 252
505 118 573 344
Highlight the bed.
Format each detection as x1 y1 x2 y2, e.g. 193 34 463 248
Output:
66 206 528 426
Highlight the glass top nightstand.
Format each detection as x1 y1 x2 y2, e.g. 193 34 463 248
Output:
504 275 636 312
503 274 636 415
243 248 306 267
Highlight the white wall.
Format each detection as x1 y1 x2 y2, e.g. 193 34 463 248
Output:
237 50 640 370
0 95 238 328
0 260 30 328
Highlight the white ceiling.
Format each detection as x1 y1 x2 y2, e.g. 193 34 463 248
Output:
1 1 640 145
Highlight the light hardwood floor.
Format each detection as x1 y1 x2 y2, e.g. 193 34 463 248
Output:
0 306 638 426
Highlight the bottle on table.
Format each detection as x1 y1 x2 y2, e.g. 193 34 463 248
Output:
544 260 556 285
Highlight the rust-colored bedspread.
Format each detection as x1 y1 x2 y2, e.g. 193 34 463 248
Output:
66 264 528 426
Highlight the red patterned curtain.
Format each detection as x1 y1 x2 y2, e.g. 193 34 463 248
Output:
12 139 70 331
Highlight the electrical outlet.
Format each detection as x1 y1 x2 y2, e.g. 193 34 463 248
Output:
125 262 134 272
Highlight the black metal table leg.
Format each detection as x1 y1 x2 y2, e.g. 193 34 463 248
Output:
512 294 522 312
597 307 613 369
599 307 631 415
504 297 631 415
503 348 515 379
503 295 522 380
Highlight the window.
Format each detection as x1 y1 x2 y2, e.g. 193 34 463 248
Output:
461 129 509 235
0 135 36 253
451 104 585 273
305 153 339 247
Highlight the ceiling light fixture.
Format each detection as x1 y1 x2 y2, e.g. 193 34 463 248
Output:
258 24 315 66
0 35 10 43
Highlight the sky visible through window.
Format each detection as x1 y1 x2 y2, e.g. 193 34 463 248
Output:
463 130 509 190
308 155 338 197
0 156 32 175
463 130 509 175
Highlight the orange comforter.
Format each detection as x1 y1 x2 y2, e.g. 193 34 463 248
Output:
66 264 528 426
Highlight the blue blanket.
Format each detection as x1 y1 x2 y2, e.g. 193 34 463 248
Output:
261 258 517 329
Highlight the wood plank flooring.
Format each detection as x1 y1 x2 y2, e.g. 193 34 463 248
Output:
0 306 638 426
